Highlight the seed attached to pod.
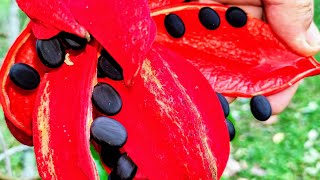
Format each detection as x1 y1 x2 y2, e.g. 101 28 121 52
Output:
100 145 121 168
97 50 123 80
199 7 220 30
216 92 229 117
91 116 127 148
59 32 87 50
9 63 40 90
250 95 272 121
92 83 122 116
109 153 137 180
226 119 235 141
164 13 185 38
225 7 247 28
36 38 65 68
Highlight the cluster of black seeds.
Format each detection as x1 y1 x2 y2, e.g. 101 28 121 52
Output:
216 92 235 141
217 92 273 139
164 6 247 38
9 30 137 179
8 5 272 178
9 32 87 90
91 117 137 180
37 32 87 68
90 115 137 180
217 92 273 141
91 48 137 179
164 5 272 137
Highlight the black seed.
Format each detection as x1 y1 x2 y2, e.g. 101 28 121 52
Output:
92 83 122 116
164 13 185 38
225 7 247 28
109 153 137 180
9 63 40 90
59 32 87 50
97 68 104 78
184 0 191 2
199 7 220 30
226 119 235 141
97 50 123 80
216 92 229 117
100 145 121 168
250 95 272 121
91 116 127 148
36 38 65 68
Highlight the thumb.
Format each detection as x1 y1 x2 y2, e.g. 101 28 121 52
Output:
263 0 320 56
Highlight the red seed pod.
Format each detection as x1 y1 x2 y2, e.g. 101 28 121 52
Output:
153 3 320 97
0 1 319 180
0 25 48 145
0 26 229 179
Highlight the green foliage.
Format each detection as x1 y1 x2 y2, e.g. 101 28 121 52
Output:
0 0 9 58
91 145 109 180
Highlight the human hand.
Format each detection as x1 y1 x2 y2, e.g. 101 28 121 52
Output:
197 0 320 115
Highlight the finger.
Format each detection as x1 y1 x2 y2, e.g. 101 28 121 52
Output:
228 5 263 19
200 0 261 6
217 0 261 6
198 0 263 19
262 0 320 56
266 81 301 115
225 96 236 103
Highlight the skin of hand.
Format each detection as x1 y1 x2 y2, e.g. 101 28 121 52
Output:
198 0 320 115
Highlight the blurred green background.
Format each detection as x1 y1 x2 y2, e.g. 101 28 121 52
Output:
0 0 319 179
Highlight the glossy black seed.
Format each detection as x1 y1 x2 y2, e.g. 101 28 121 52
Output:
109 153 137 180
59 32 87 50
184 0 191 2
199 7 220 30
92 83 122 116
226 119 235 141
36 38 65 68
97 50 123 80
216 92 229 117
250 95 272 121
100 145 121 168
91 116 127 148
225 7 247 28
9 63 40 90
164 13 185 38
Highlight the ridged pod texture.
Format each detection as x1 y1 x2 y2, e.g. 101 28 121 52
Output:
97 44 229 179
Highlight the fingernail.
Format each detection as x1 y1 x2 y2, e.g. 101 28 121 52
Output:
306 22 320 47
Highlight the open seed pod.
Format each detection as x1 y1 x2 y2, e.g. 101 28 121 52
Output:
1 0 319 179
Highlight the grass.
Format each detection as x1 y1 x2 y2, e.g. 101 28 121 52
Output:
0 0 320 179
223 77 320 179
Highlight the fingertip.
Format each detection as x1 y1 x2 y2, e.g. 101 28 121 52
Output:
305 22 320 53
288 22 320 56
225 96 236 104
267 81 301 115
263 0 320 56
